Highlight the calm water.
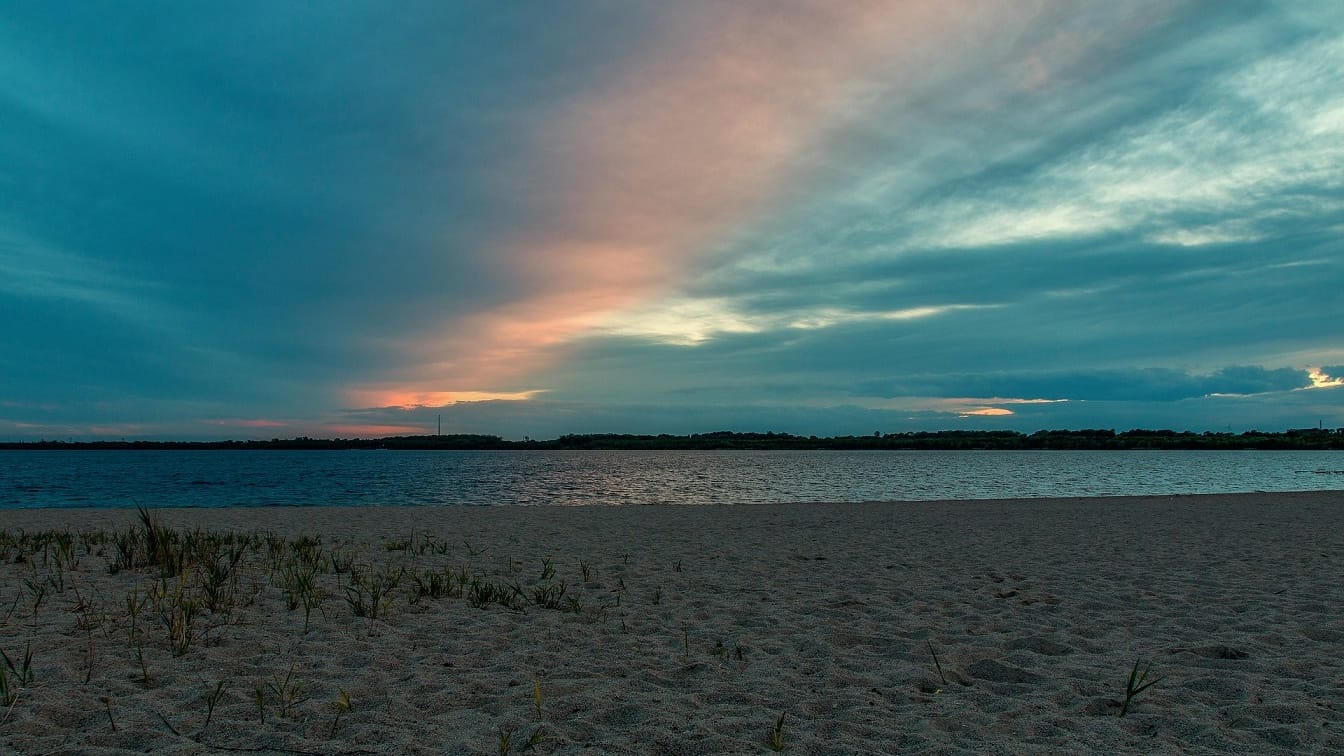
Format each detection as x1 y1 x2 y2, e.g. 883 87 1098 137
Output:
1 449 1341 509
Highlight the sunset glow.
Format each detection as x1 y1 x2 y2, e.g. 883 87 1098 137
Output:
959 408 1016 418
345 390 546 411
2 3 1341 439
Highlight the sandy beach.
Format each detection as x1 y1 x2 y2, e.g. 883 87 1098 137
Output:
2 491 1341 754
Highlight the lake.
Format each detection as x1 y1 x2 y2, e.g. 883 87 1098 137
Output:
2 449 1341 509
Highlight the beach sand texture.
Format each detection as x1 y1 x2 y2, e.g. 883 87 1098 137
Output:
1 491 1341 754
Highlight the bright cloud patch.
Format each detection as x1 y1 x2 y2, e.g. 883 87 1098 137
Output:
959 407 1015 417
345 390 546 411
597 299 993 345
916 30 1344 251
1307 368 1344 389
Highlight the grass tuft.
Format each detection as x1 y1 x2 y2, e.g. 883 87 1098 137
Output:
927 640 947 686
332 688 352 735
522 726 546 751
266 664 309 719
1 642 34 687
343 564 403 620
1118 658 1166 717
0 664 14 708
202 679 229 733
101 695 117 732
767 711 787 751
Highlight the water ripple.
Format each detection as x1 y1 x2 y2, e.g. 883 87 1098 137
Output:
1 449 1340 509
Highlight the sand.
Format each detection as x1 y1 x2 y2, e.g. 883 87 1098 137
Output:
1 491 1341 754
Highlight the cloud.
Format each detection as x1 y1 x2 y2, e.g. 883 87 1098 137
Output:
1308 367 1344 389
344 390 546 411
2 2 1342 439
578 6 1344 376
934 26 1344 250
324 380 1338 440
205 418 288 429
357 1 1037 398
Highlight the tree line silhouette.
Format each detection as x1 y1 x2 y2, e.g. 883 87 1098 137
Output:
4 428 1343 451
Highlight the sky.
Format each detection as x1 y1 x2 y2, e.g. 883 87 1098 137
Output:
2 1 1343 441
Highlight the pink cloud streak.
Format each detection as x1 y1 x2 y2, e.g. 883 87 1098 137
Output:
205 418 289 429
353 2 1022 408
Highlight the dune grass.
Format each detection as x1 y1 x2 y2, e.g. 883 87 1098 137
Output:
0 508 1216 752
0 511 626 748
1118 658 1166 717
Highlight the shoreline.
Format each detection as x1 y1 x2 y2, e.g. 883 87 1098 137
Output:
5 487 1342 520
3 491 1341 753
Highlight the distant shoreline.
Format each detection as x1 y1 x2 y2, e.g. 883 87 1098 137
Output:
3 428 1343 451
